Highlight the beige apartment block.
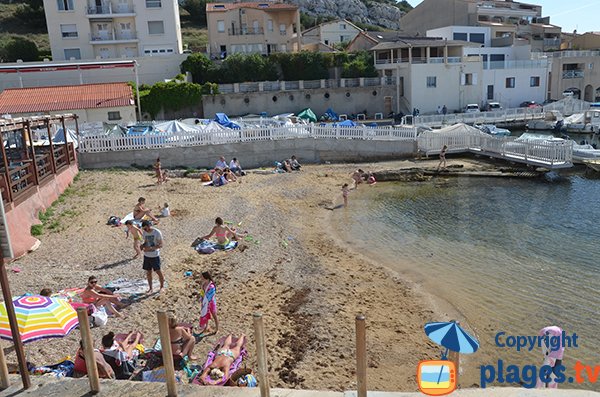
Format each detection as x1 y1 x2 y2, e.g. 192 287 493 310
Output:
43 0 183 61
401 0 561 51
546 51 600 102
206 1 301 58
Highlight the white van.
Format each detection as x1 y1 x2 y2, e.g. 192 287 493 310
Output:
487 102 502 111
465 104 481 113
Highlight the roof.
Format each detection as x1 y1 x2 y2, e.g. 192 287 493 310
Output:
0 83 134 114
301 19 363 35
370 38 479 51
206 2 298 12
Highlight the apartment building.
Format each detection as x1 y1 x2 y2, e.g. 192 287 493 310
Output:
545 51 600 102
428 26 549 108
206 1 301 58
400 0 561 52
302 19 362 47
43 0 183 61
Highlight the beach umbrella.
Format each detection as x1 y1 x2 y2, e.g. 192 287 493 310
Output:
0 295 79 343
424 321 479 355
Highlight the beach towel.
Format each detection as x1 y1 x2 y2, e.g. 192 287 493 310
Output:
192 340 248 386
199 282 217 329
104 278 162 298
142 367 185 383
121 212 143 227
194 240 238 254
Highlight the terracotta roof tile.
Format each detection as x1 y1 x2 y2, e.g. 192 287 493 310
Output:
0 83 133 114
207 2 297 12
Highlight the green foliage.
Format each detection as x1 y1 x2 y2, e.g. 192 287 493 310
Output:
13 2 46 28
180 53 215 83
396 0 414 13
341 51 378 78
299 13 336 30
273 51 330 81
140 81 215 118
0 36 39 62
219 53 278 83
31 224 43 236
352 21 384 32
180 0 207 25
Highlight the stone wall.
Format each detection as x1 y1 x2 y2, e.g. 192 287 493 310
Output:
78 138 417 170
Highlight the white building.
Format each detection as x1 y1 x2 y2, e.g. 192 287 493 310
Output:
428 26 550 108
42 0 183 61
302 19 363 47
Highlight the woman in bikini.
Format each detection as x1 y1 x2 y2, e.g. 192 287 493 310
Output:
134 197 159 223
168 312 197 360
199 334 247 385
201 217 242 248
80 276 123 317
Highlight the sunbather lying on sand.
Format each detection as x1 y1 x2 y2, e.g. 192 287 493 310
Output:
198 334 246 385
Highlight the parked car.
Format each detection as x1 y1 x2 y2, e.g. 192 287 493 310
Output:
486 102 503 111
519 101 542 108
465 104 481 113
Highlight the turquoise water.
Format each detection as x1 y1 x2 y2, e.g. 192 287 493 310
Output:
333 174 600 388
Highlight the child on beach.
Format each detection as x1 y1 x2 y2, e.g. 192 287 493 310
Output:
197 271 219 337
125 220 143 259
351 169 364 189
437 144 448 171
342 183 349 208
160 203 171 217
154 157 163 184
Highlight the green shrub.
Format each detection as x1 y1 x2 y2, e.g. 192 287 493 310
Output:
31 224 43 236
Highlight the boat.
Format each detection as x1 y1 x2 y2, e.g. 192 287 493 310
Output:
526 111 563 130
572 143 600 163
561 109 600 134
475 124 511 136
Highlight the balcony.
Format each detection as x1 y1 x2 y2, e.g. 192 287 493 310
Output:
86 3 135 16
90 31 138 43
562 70 584 79
543 38 560 48
227 27 264 36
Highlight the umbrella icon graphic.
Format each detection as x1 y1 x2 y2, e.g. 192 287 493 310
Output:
424 321 479 385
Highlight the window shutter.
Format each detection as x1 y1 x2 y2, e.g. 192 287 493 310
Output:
473 73 478 85
460 73 466 85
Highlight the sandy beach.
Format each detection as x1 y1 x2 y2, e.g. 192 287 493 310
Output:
4 159 482 391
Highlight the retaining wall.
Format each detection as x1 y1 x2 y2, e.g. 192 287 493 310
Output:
78 139 417 169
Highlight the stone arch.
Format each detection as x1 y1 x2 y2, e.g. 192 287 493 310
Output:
584 84 594 102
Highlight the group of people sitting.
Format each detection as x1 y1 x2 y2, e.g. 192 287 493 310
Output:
210 156 244 186
275 155 301 173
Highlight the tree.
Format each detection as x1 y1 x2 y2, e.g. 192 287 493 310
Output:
180 0 207 25
341 51 378 78
180 53 214 83
14 0 47 29
0 36 39 62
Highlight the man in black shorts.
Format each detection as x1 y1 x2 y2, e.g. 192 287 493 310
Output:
141 220 164 293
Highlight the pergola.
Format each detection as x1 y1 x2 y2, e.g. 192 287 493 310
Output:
0 114 78 204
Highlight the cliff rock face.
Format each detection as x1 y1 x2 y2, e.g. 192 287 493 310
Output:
291 0 403 30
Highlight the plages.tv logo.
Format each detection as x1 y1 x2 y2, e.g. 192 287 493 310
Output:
417 321 479 396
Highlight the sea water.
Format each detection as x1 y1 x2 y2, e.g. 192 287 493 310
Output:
333 173 600 389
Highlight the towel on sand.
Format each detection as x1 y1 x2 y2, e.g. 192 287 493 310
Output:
193 239 238 254
104 278 163 297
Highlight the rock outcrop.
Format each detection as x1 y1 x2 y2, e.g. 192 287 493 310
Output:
291 0 404 30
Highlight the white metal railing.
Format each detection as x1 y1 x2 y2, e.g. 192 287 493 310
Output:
406 107 544 127
78 124 418 153
544 50 600 58
562 70 584 79
418 130 572 168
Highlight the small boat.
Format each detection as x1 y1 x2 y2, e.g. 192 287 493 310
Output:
476 124 511 136
527 111 563 130
561 109 600 134
572 143 600 163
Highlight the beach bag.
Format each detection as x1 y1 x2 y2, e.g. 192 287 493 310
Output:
90 306 108 328
107 216 121 226
200 173 211 182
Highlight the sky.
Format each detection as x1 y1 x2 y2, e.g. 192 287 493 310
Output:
407 0 599 34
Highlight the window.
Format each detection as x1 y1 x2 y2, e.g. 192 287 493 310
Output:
340 35 346 42
340 23 346 30
453 32 468 41
57 0 74 11
267 19 273 32
217 20 225 33
461 73 477 86
530 76 540 87
64 48 81 60
426 76 437 88
279 23 286 35
145 0 161 7
108 111 122 121
506 77 515 88
148 21 164 35
60 24 78 38
469 33 485 44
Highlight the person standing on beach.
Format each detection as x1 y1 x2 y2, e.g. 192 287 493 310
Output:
141 220 164 293
197 271 219 337
437 145 448 171
125 220 143 259
351 169 364 189
154 157 163 185
342 183 349 207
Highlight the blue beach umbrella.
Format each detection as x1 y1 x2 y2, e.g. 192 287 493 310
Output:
424 321 479 385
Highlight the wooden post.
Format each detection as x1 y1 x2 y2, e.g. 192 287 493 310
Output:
76 307 99 394
60 117 71 165
253 313 270 397
0 133 12 203
157 311 177 397
45 120 56 174
355 314 367 397
0 340 10 389
0 257 30 389
24 122 39 186
448 350 460 386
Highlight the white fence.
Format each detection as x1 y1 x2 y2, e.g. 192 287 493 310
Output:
406 107 544 127
78 124 418 153
418 130 573 168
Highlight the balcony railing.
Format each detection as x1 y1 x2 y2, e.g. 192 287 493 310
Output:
228 27 264 36
544 50 600 58
90 31 138 42
544 38 560 47
87 3 135 14
562 70 584 79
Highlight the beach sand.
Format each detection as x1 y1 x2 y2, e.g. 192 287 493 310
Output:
5 159 482 391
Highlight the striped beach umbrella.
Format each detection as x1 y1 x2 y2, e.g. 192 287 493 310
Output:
0 295 79 343
424 321 479 354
